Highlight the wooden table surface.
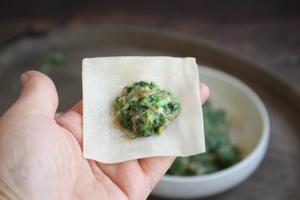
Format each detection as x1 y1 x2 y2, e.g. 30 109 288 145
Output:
1 0 299 92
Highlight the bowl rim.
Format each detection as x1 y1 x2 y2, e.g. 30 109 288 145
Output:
161 66 270 182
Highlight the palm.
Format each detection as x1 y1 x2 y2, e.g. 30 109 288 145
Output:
0 71 208 200
0 106 170 200
55 108 167 200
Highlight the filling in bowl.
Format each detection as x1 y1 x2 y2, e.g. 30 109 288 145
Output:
167 101 241 176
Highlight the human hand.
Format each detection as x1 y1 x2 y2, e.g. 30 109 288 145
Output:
0 71 209 200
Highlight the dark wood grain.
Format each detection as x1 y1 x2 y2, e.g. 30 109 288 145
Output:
1 0 300 92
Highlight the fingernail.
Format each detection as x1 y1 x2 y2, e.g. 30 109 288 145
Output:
20 73 29 84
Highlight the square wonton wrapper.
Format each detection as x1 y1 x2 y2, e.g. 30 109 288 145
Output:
82 56 205 163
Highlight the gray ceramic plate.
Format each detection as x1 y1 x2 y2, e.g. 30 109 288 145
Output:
0 25 299 200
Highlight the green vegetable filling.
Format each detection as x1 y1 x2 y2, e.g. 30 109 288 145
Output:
114 81 181 138
167 101 241 176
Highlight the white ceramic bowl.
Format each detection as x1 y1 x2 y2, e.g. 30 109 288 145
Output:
151 66 270 199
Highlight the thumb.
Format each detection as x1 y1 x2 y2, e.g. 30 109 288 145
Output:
8 71 58 117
